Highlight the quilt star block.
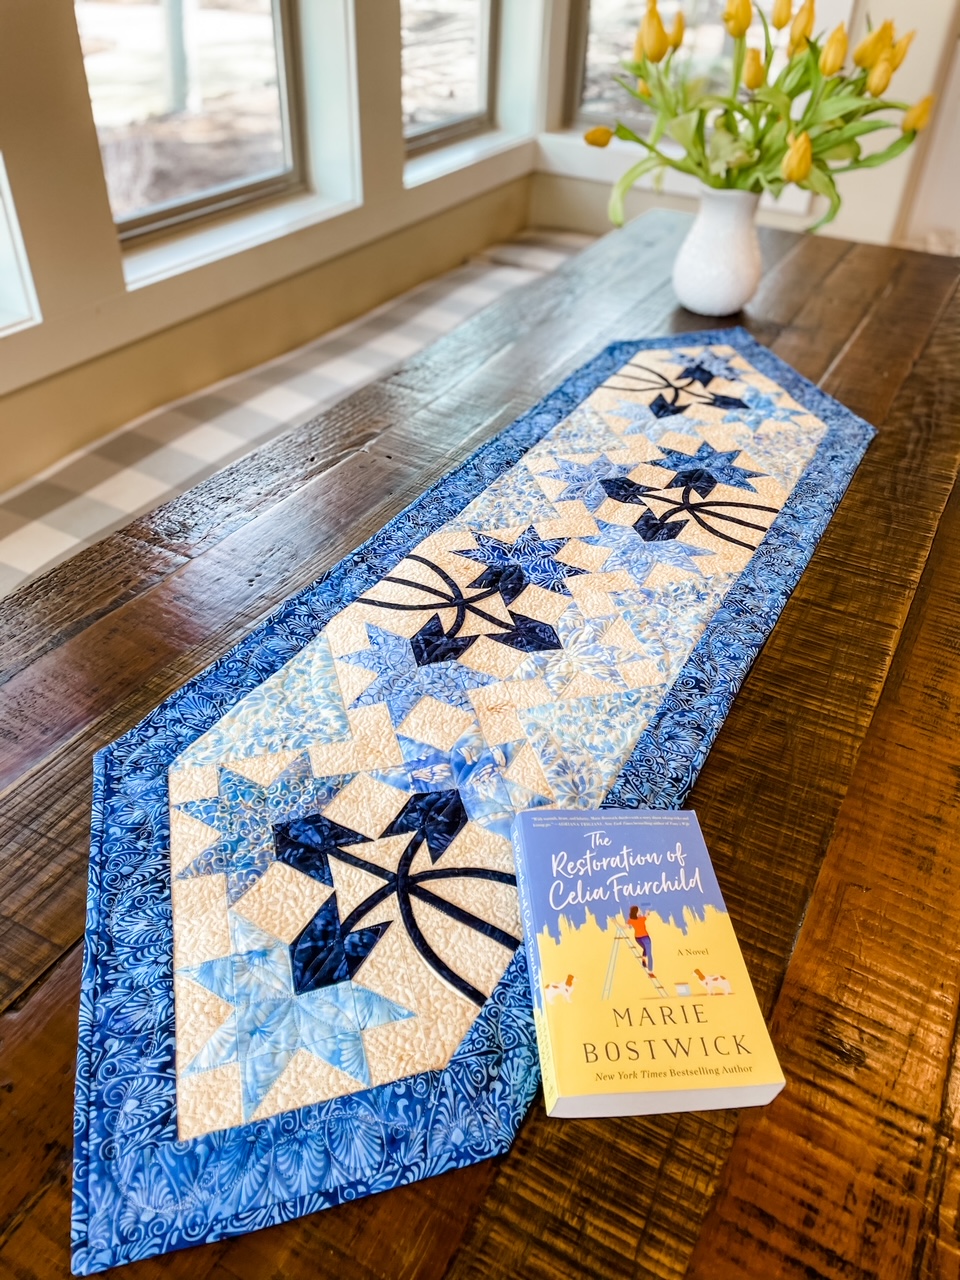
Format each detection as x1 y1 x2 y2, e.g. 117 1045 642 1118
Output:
73 330 875 1272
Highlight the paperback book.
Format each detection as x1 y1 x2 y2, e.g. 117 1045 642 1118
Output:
512 808 785 1118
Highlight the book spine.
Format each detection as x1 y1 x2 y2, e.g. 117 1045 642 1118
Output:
512 823 558 1114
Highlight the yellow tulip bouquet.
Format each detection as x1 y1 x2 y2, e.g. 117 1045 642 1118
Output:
585 0 934 228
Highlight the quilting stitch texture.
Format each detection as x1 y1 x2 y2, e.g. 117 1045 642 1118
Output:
72 330 875 1273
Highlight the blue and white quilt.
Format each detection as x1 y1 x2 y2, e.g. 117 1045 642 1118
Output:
72 330 874 1272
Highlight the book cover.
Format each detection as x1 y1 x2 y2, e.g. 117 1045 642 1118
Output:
512 808 785 1118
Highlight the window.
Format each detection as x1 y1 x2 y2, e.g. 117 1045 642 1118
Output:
401 0 499 153
573 0 790 128
0 156 41 338
74 0 303 239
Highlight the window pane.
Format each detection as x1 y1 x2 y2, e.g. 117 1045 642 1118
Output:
75 0 292 224
0 155 41 337
401 0 488 138
581 0 788 126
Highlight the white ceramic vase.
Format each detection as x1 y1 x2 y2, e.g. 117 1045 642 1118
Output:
672 186 762 317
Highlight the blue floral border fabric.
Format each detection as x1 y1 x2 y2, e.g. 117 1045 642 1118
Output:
72 329 874 1273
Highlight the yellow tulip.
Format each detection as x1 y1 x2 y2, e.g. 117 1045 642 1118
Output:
902 95 933 132
669 11 686 49
819 23 847 75
636 77 652 97
743 47 766 89
853 20 894 69
781 131 813 183
584 125 614 148
640 0 670 63
789 0 814 54
867 51 893 96
891 31 915 70
771 0 792 31
723 0 753 39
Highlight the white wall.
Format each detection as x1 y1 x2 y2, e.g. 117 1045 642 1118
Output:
901 24 960 253
825 0 959 245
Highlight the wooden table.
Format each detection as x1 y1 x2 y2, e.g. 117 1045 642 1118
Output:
2 209 960 1280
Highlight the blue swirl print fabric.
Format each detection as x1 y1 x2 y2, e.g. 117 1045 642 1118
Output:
72 329 875 1273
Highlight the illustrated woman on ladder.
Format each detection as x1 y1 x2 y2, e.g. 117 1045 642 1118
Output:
627 905 654 975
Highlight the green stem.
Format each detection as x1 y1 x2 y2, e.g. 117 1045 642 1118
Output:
801 77 826 129
642 137 704 179
731 36 746 99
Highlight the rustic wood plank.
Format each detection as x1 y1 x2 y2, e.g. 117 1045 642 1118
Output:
439 262 960 1280
0 451 419 792
0 533 187 687
0 953 77 1267
771 241 905 384
746 232 851 329
686 320 960 1280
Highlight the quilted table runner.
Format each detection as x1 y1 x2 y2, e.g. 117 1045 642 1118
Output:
73 328 874 1272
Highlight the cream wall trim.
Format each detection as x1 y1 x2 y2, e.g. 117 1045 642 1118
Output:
0 177 530 493
530 172 695 237
529 173 822 240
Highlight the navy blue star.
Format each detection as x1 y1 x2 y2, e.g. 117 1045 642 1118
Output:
676 363 716 387
649 444 765 499
460 526 585 595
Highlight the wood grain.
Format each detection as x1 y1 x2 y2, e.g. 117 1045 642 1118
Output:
688 293 960 1280
0 212 958 1280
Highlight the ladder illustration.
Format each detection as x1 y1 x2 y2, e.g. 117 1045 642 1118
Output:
602 921 670 1000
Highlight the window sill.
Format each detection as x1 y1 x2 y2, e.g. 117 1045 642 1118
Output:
535 130 812 217
404 128 535 190
123 188 362 291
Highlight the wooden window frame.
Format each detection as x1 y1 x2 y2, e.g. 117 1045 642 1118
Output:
110 0 308 244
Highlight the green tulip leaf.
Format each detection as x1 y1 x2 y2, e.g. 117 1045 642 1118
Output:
809 93 869 122
812 119 892 153
666 110 700 152
820 139 860 161
752 87 792 117
805 163 841 228
841 131 915 169
608 156 661 226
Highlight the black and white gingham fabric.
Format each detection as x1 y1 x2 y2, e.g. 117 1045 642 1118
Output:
0 231 592 598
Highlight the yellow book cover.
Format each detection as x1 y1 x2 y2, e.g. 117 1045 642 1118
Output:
512 808 785 1118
